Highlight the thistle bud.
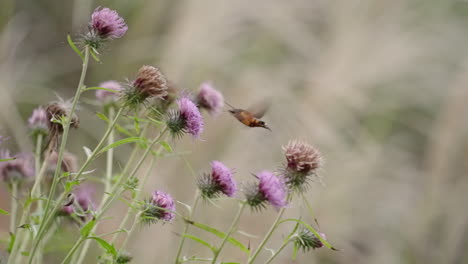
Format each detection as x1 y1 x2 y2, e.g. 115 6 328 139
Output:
244 171 287 211
294 228 326 251
166 96 204 138
198 161 236 199
140 190 175 224
282 140 322 192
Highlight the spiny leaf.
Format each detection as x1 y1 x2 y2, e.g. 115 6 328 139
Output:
189 221 250 254
0 208 9 215
90 47 101 62
80 219 96 238
0 158 15 162
7 233 15 253
98 137 144 155
182 234 216 252
67 34 84 60
87 236 117 256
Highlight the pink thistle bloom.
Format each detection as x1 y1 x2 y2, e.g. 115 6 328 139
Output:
28 107 49 133
96 80 123 103
257 170 287 209
210 161 236 197
90 7 128 39
0 150 34 183
151 190 176 222
196 82 224 116
177 96 204 138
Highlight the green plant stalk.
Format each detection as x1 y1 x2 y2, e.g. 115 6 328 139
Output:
35 219 60 264
9 183 18 234
211 202 247 264
74 127 168 264
264 238 293 264
60 237 85 264
111 130 168 245
248 205 288 264
174 191 201 264
28 46 90 263
34 134 44 211
105 106 115 194
119 213 140 251
28 106 124 264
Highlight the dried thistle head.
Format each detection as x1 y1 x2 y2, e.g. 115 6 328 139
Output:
282 140 322 192
124 65 168 108
45 100 79 151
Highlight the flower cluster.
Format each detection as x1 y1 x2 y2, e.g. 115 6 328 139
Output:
140 190 176 224
198 161 236 199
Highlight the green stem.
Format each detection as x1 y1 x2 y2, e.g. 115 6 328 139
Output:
74 127 168 264
35 219 60 264
9 183 18 234
174 191 201 264
34 134 44 211
119 213 140 252
105 106 115 194
211 202 246 264
60 237 85 264
264 238 292 264
248 207 287 264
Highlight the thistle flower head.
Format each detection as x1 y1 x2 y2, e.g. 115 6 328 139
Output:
167 96 204 138
46 100 79 144
96 80 123 104
141 190 175 224
90 7 128 39
28 107 49 136
245 170 287 211
124 66 168 108
282 140 322 192
294 228 326 251
198 161 236 199
0 150 34 183
196 82 224 116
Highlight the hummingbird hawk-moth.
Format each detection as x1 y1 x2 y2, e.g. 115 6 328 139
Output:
226 101 271 131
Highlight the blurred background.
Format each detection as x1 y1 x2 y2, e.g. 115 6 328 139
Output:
1 0 468 263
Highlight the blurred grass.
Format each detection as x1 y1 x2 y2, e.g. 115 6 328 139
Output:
2 0 468 263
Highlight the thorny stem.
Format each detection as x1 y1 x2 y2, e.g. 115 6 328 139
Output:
111 129 168 245
9 183 18 234
105 106 115 194
174 191 201 264
248 199 289 264
28 45 91 264
74 127 168 263
119 213 140 252
211 202 247 264
264 238 293 264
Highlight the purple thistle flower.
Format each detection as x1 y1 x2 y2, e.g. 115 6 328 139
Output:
257 171 287 209
0 150 34 183
167 96 204 138
198 161 236 198
96 80 123 104
178 97 204 137
90 7 128 39
28 107 49 134
245 170 287 210
196 82 224 116
141 190 176 223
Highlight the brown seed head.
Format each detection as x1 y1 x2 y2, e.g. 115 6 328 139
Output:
283 140 322 174
132 65 168 99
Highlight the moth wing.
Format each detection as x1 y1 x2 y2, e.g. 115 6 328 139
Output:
247 100 270 118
